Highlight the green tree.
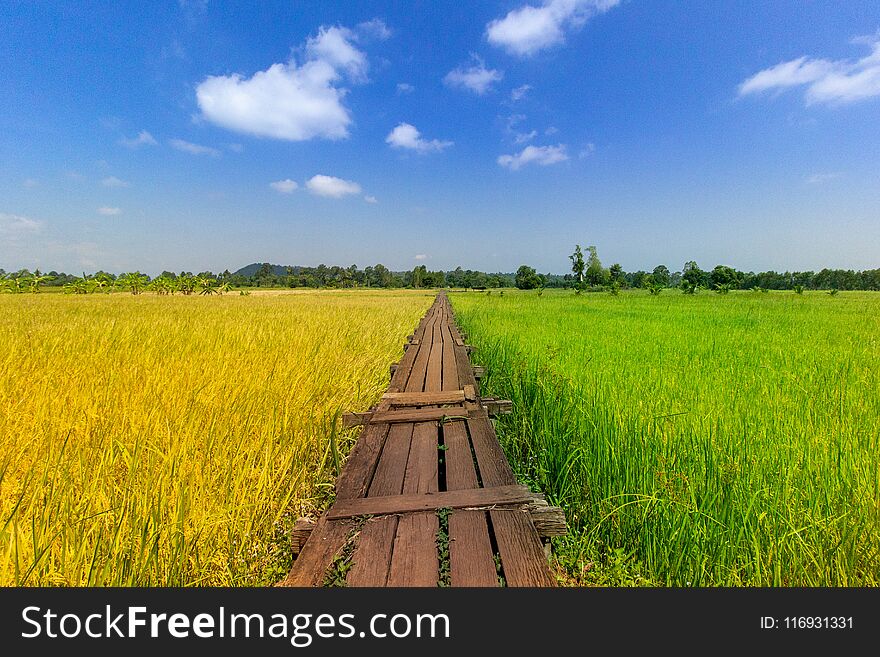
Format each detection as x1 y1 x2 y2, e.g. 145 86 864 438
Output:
709 265 740 290
609 263 624 284
585 246 607 286
681 261 705 293
411 264 427 288
515 265 541 290
569 245 585 286
253 262 275 287
652 265 670 287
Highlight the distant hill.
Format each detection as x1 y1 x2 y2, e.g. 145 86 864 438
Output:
233 263 299 278
233 262 416 277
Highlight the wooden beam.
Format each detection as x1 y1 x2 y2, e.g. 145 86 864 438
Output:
290 517 316 557
343 406 480 429
342 411 373 429
381 390 466 406
482 398 513 416
326 484 534 520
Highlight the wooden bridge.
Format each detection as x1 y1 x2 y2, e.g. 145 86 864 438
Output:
283 292 564 587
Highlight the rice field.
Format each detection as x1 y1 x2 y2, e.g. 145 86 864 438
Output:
450 289 880 586
0 289 432 586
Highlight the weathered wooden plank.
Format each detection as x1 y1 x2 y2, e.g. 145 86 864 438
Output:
341 411 374 429
290 517 316 558
360 406 475 426
482 398 513 416
443 421 478 490
327 484 533 519
335 423 390 499
404 312 436 392
490 508 556 587
528 502 569 537
453 343 477 392
468 416 517 487
346 516 398 587
403 422 439 494
388 344 418 393
440 323 459 392
368 423 414 497
443 416 500 587
387 512 439 586
425 320 443 392
284 516 353 587
449 511 499 587
381 390 466 406
388 299 438 393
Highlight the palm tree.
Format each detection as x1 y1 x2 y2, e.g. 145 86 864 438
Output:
118 272 149 295
175 274 196 295
198 276 220 295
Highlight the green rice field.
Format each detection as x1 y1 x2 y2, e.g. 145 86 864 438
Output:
450 289 880 586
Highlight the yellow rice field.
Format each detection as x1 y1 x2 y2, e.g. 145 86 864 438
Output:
0 290 432 586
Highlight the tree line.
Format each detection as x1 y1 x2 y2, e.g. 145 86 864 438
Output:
2 252 878 293
511 245 879 292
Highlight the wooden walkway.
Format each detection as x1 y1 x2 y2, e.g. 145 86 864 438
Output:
283 292 563 587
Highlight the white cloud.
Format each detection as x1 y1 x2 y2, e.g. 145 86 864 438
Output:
497 144 569 170
97 206 121 216
511 84 532 101
503 114 537 144
739 34 880 105
228 143 244 153
396 82 415 94
414 254 428 260
270 179 299 193
65 171 86 181
364 195 378 204
101 176 130 188
306 25 368 82
444 55 503 95
169 138 221 156
386 122 453 153
306 174 362 198
119 130 158 148
195 22 382 141
486 0 620 57
578 142 596 158
0 213 43 239
806 172 843 184
545 126 559 135
356 18 392 41
22 178 39 188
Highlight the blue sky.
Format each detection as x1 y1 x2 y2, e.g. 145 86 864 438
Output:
2 0 879 275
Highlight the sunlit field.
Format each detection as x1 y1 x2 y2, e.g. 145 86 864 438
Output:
0 290 432 586
450 289 880 586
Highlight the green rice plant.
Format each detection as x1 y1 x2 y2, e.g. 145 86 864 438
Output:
451 289 880 586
